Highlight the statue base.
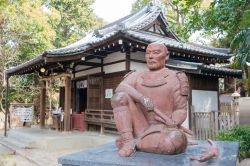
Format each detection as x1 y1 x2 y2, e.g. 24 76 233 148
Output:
58 141 239 166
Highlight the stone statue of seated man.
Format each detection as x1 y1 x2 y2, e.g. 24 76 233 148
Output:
111 42 190 157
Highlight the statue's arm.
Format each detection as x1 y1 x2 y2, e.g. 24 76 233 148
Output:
171 72 189 126
116 82 143 102
115 72 154 110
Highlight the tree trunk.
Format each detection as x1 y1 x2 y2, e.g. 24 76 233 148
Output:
243 65 249 97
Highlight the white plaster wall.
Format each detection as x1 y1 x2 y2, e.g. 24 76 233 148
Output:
191 90 218 129
130 61 148 72
103 62 125 74
75 67 101 78
130 51 145 61
182 102 189 129
88 58 101 63
103 52 125 64
75 58 101 71
192 90 218 112
75 65 90 71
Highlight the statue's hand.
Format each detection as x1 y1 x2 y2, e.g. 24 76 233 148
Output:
140 96 154 111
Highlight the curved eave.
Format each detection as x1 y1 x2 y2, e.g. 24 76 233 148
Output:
45 31 120 57
43 4 164 57
201 66 242 78
125 30 231 59
6 55 44 77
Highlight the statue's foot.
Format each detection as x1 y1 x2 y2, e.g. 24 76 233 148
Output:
190 139 219 162
116 137 123 149
118 140 136 157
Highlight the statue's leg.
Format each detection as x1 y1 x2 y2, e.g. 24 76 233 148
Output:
111 92 149 157
137 127 187 155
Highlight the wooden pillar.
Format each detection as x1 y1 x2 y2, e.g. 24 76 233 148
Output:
101 58 104 73
125 50 130 71
40 80 46 128
64 76 71 131
4 77 9 136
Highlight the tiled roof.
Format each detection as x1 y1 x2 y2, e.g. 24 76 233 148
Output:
45 29 231 58
46 31 119 56
6 3 237 76
200 65 242 78
45 3 230 58
125 31 231 58
6 55 43 75
167 59 242 78
45 4 163 56
10 2 232 59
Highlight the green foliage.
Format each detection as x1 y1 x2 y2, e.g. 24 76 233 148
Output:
0 0 57 107
188 0 249 47
1 0 56 62
46 0 104 47
229 7 250 95
132 0 150 12
1 0 102 106
197 0 247 32
217 125 250 159
9 74 40 103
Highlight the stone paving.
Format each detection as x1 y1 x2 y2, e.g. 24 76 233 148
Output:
0 127 116 166
0 127 249 166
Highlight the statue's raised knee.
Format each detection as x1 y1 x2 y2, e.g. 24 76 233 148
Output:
111 92 129 109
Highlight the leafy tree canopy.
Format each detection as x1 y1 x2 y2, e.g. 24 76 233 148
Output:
44 0 104 47
188 0 249 48
0 0 103 104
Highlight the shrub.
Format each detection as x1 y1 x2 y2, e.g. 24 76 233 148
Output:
217 125 250 159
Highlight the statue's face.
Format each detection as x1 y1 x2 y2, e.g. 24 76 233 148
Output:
145 43 169 71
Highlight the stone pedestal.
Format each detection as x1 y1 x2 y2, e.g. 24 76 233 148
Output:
58 141 239 166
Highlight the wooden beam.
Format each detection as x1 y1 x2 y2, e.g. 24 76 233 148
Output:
76 61 101 67
41 73 71 81
45 55 81 63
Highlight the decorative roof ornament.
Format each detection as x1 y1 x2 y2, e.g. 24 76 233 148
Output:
150 0 161 6
93 30 103 38
148 0 164 15
115 23 127 31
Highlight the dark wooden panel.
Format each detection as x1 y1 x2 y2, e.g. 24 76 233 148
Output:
87 76 102 109
190 74 218 91
103 74 124 110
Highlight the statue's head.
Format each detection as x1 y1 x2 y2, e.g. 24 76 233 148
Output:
145 42 169 71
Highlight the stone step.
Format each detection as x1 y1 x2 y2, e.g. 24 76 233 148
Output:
0 144 15 155
5 127 116 151
3 137 36 149
4 129 39 149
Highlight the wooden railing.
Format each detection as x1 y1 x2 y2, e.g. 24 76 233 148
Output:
220 102 239 111
191 110 239 140
85 109 117 134
85 108 240 139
